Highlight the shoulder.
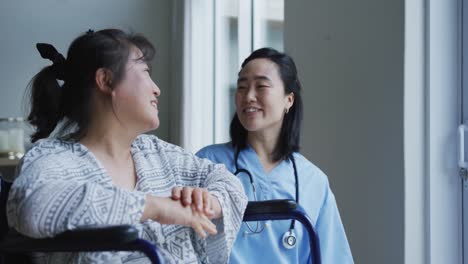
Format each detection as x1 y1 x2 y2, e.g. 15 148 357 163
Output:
21 138 80 169
292 152 329 190
196 142 234 162
292 153 340 222
15 138 86 182
132 134 185 153
133 134 215 170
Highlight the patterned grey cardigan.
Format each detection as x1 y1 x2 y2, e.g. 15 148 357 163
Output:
7 135 247 263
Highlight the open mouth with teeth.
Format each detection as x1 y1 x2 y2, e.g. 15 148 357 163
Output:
244 107 261 113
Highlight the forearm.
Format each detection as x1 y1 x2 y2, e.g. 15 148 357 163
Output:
8 181 145 238
141 195 160 222
141 195 175 223
202 171 247 263
203 164 246 218
141 195 200 225
141 194 218 238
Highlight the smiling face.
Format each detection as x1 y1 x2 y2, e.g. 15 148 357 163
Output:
235 58 294 136
110 46 161 133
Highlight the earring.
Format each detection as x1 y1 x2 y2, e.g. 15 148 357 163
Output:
285 108 289 114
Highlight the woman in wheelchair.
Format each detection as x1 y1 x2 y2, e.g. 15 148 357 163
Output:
197 48 353 263
6 29 247 263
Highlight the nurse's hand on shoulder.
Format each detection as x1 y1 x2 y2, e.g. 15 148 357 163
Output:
142 196 217 239
171 186 222 219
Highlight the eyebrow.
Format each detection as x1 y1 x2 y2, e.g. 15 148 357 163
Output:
132 55 150 64
237 75 272 83
133 56 146 63
129 58 152 72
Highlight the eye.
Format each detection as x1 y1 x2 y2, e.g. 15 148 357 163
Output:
144 68 152 75
237 85 247 90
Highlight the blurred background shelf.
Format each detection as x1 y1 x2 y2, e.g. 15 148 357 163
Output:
0 158 20 167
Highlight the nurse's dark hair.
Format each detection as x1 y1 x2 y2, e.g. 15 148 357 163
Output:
27 29 155 142
230 47 303 162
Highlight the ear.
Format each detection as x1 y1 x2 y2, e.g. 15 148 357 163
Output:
286 92 295 110
95 68 113 94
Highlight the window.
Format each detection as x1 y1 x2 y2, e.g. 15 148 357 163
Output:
183 0 284 152
463 0 468 261
426 0 464 262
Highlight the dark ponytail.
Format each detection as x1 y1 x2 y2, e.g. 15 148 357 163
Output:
27 29 155 143
28 66 63 142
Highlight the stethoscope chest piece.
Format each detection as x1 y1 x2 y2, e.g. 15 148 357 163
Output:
282 229 297 249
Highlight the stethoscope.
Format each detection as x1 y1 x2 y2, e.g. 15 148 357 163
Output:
234 148 299 250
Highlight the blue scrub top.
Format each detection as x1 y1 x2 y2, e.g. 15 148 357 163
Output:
197 143 353 264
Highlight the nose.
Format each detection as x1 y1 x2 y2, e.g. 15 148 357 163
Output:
152 80 161 97
245 86 256 102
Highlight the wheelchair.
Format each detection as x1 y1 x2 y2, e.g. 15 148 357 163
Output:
0 178 321 263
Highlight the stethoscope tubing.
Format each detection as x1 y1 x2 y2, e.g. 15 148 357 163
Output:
233 147 299 232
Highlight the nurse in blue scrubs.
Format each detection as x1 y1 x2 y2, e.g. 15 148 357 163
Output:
197 48 353 263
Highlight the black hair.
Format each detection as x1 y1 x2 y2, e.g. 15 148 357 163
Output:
230 47 303 162
27 29 155 142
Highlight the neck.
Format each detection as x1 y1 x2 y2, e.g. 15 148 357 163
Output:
80 97 137 161
247 129 280 164
80 128 133 162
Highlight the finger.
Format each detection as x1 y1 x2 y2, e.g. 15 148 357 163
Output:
190 205 208 238
200 216 217 235
192 221 207 239
171 186 182 200
192 188 203 212
204 209 216 218
203 191 214 216
182 187 193 206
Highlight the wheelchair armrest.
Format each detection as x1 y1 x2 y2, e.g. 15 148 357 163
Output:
0 225 139 252
243 199 297 220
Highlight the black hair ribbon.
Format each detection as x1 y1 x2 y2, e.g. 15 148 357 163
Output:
36 43 66 81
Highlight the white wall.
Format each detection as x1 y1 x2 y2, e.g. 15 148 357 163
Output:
0 0 171 141
285 0 405 263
